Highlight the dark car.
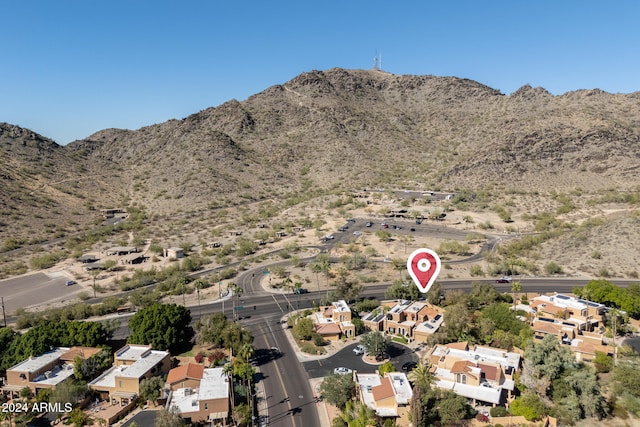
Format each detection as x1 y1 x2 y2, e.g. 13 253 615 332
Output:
293 288 309 294
410 228 416 232
402 361 418 372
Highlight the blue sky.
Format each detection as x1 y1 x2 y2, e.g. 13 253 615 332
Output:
2 1 639 145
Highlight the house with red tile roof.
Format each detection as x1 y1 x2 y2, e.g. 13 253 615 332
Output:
427 343 520 406
354 371 413 418
166 363 205 391
313 300 355 341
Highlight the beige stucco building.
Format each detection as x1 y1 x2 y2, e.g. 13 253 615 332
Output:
165 366 231 425
88 345 170 405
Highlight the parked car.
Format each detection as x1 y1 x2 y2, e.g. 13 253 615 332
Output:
353 231 362 236
334 367 353 375
365 222 373 227
402 361 418 372
410 228 416 232
495 277 512 284
393 225 402 230
65 280 77 286
353 345 366 356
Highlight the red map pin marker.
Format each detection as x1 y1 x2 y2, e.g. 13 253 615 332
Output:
407 248 441 293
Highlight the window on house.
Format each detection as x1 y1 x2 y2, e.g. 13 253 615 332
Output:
205 403 208 410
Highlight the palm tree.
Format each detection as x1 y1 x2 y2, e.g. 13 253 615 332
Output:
310 262 322 291
409 361 434 389
511 280 522 310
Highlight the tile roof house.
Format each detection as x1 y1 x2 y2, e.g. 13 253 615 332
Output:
355 371 413 417
88 345 170 405
165 367 230 425
530 294 612 362
530 293 606 333
427 343 520 405
165 363 206 391
313 300 355 341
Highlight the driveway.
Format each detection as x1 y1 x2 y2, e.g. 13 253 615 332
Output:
302 342 419 378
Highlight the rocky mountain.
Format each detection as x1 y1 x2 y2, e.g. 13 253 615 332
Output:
2 67 640 246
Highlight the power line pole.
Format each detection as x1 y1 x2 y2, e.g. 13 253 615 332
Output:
1 297 6 327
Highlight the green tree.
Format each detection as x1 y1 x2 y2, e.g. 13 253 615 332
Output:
359 332 390 359
409 362 433 390
551 365 607 421
333 275 363 303
154 407 185 427
521 334 573 396
50 381 87 410
67 407 91 426
437 389 473 424
339 401 376 427
310 261 323 291
140 376 165 402
128 303 193 353
378 361 396 376
319 373 356 410
385 280 420 301
293 317 314 341
441 303 472 342
425 282 444 305
593 351 613 373
509 390 545 421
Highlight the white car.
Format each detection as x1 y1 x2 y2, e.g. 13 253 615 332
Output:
334 367 353 375
353 345 366 355
353 231 362 236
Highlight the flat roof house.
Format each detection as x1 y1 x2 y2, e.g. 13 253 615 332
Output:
427 342 521 406
3 347 102 395
88 345 170 406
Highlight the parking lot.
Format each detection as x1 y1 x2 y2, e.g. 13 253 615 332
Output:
0 271 81 316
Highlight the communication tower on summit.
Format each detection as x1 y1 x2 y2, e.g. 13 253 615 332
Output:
373 52 382 71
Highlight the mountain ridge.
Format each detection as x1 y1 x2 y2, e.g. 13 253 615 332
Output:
2 67 640 246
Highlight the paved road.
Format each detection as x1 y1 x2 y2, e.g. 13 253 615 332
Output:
0 271 80 315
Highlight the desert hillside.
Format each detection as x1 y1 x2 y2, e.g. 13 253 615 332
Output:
2 68 640 277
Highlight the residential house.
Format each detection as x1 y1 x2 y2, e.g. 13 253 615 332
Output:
530 294 612 361
355 371 413 418
532 318 613 362
3 347 102 396
362 300 443 343
165 363 205 391
530 293 606 333
313 300 355 341
166 367 230 425
88 345 170 406
427 342 520 406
